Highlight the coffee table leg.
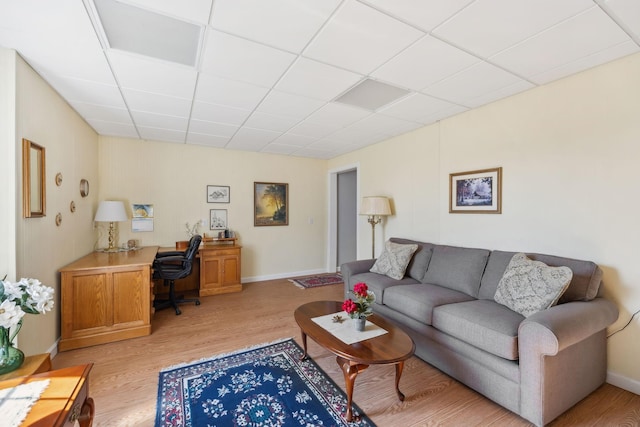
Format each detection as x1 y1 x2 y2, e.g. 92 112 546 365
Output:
337 356 368 422
395 361 405 401
299 330 308 360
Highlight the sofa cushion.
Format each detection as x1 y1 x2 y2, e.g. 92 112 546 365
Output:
421 245 490 298
390 238 435 281
479 250 602 303
348 272 418 304
494 253 573 317
370 241 418 280
432 300 524 360
383 283 475 325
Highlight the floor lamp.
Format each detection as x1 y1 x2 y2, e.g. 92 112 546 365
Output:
95 201 128 251
360 196 391 258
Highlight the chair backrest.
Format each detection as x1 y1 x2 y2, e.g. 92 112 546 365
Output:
185 234 202 261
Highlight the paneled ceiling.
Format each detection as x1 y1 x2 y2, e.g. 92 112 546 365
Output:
1 0 638 159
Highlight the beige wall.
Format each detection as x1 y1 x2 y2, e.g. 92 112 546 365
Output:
98 137 328 280
13 52 99 355
329 52 640 391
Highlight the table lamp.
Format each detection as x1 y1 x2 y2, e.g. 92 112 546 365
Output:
95 200 128 251
360 196 391 258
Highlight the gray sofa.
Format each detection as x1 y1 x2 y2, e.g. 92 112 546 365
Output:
341 238 619 426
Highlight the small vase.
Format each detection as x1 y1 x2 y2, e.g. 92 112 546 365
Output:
354 317 366 332
0 326 25 375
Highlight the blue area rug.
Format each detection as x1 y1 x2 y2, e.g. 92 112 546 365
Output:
155 338 376 427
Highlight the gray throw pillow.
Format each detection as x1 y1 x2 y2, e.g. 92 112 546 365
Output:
370 241 418 280
494 253 573 317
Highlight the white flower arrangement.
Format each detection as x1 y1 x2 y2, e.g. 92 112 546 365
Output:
0 278 54 329
185 220 201 238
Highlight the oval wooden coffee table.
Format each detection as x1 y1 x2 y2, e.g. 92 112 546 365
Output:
294 300 415 422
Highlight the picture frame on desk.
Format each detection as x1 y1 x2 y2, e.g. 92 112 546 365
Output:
207 185 230 203
210 209 228 230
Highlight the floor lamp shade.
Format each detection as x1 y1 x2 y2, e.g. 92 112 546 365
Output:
95 201 128 250
360 197 391 258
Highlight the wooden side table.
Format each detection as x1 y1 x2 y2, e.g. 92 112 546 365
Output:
0 363 94 426
0 353 51 381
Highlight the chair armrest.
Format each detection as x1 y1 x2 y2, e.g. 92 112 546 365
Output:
519 298 619 355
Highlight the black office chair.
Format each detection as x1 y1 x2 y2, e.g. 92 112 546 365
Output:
153 234 202 315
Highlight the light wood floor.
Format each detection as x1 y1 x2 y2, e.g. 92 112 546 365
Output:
52 279 640 427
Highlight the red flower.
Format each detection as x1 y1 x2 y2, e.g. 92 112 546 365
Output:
342 299 358 315
353 282 368 298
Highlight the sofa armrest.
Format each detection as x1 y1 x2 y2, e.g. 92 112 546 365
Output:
518 298 618 426
519 298 619 354
341 259 375 296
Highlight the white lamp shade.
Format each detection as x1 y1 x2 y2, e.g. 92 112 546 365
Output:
94 201 128 222
360 196 391 216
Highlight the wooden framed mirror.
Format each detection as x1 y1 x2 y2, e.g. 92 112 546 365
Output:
22 138 46 218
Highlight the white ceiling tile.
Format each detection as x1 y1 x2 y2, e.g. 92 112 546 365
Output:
423 62 527 107
361 0 474 32
226 127 281 151
195 73 269 110
600 0 640 40
418 104 469 125
372 35 480 91
86 119 138 138
191 101 251 125
304 0 424 74
433 0 594 57
530 40 639 84
276 57 363 101
210 0 341 53
243 112 299 132
287 121 339 139
200 30 296 87
271 133 318 148
125 0 213 25
122 89 192 117
188 119 238 137
138 126 186 143
107 51 197 99
130 110 188 130
42 74 125 107
186 132 230 148
261 143 299 155
348 113 422 136
304 103 371 127
378 93 462 123
491 7 632 78
464 80 535 108
70 101 131 123
257 90 325 120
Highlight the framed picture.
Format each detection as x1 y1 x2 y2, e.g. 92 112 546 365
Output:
210 209 228 230
449 167 502 214
254 182 288 226
207 185 230 203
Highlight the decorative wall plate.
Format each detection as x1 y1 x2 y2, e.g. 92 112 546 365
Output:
55 213 62 226
70 201 76 213
55 172 63 186
80 179 89 197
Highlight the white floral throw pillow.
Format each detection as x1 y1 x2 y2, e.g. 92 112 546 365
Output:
494 253 573 317
370 241 418 280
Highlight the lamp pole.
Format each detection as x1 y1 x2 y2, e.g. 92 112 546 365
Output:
368 215 382 259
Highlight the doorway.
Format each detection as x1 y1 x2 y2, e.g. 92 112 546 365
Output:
328 164 359 272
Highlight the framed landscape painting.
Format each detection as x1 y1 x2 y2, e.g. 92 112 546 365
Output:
449 167 502 214
254 182 288 226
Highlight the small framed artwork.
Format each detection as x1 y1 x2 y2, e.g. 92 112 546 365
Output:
210 209 228 230
207 185 230 203
449 167 502 214
254 182 288 226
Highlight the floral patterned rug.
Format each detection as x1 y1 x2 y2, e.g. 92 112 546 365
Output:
155 338 375 427
289 273 343 289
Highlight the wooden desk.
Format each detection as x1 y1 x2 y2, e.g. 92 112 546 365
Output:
155 243 242 297
0 353 51 382
0 364 94 426
58 247 158 351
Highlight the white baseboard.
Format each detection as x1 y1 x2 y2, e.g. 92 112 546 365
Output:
47 338 59 360
241 268 328 284
607 370 640 395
